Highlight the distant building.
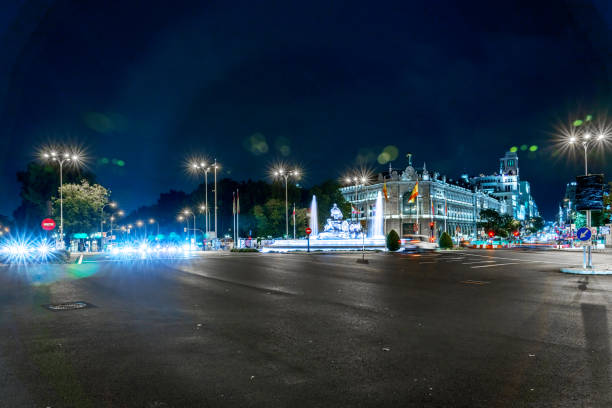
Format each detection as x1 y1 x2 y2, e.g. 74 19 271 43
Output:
558 181 577 226
470 151 539 220
340 162 506 239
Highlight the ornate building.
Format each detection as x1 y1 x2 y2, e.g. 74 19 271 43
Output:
470 151 539 220
340 161 507 239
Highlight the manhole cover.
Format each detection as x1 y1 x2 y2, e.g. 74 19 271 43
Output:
43 301 94 311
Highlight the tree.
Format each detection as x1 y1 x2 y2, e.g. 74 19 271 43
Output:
528 216 545 233
51 180 109 237
439 231 453 249
13 162 96 229
478 209 519 237
386 229 400 251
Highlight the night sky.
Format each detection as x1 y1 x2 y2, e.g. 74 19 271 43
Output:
1 0 611 219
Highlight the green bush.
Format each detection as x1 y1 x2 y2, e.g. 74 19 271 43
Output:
386 229 401 251
439 232 453 249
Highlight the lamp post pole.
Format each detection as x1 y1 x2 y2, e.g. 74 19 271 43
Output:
43 150 81 249
214 160 218 238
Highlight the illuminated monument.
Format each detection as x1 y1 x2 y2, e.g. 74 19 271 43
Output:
263 195 385 252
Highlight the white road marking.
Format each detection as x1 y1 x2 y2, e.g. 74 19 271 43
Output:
471 262 520 268
78 254 83 264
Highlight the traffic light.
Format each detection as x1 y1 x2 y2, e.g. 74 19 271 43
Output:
429 222 434 229
513 230 520 237
488 230 495 238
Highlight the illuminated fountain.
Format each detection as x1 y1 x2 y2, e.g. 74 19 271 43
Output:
309 195 319 237
263 194 386 252
369 190 384 238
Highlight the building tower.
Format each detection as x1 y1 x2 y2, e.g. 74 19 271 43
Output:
499 151 519 176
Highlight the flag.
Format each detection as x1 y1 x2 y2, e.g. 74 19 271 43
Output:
408 182 418 203
232 192 236 215
431 199 434 216
352 205 358 214
237 189 240 214
382 182 389 202
292 203 295 216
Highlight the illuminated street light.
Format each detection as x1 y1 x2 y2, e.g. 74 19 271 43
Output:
342 169 373 263
183 209 196 249
41 146 82 248
149 218 159 238
561 115 610 269
136 220 146 241
100 201 117 238
271 165 301 238
189 159 212 236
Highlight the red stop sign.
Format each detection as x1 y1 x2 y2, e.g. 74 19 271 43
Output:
305 227 312 235
41 218 56 231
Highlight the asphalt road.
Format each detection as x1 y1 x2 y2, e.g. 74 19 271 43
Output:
1 249 611 407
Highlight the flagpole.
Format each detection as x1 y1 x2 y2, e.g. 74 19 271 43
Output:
237 189 240 247
232 191 236 243
444 194 447 234
416 195 419 235
292 202 296 239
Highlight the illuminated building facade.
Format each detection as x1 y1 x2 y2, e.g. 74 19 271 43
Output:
470 151 539 220
340 162 507 239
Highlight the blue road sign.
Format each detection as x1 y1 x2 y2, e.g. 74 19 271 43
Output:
576 227 591 241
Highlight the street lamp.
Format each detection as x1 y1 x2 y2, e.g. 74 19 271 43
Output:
190 160 211 235
565 117 609 268
42 148 81 248
183 209 196 250
149 218 159 239
272 166 300 238
343 170 371 263
136 220 146 241
100 201 117 237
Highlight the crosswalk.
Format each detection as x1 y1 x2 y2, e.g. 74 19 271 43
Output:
411 251 549 269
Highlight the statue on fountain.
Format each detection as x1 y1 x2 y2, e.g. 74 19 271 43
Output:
318 203 363 239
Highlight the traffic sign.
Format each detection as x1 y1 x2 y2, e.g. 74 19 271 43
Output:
576 227 591 241
41 218 56 231
305 227 312 235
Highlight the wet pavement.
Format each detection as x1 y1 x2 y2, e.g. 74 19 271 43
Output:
1 249 611 407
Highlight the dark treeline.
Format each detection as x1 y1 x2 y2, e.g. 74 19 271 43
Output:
8 162 351 238
125 178 351 238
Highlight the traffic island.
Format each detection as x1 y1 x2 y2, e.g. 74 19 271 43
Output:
560 267 612 275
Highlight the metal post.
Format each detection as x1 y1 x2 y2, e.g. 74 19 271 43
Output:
285 176 289 238
214 159 217 238
205 169 209 236
584 143 592 268
59 161 64 248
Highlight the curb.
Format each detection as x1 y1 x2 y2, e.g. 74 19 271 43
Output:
560 268 612 275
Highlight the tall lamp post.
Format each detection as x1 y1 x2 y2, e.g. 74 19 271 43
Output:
183 209 196 250
567 124 607 269
149 218 159 240
273 167 300 238
190 161 211 236
100 202 117 237
344 172 370 263
213 160 219 239
42 149 81 248
136 220 146 242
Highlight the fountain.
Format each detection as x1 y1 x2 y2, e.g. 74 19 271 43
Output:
318 203 362 239
369 190 384 238
262 194 385 252
309 195 319 237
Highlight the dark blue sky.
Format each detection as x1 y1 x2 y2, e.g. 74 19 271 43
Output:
1 0 611 219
